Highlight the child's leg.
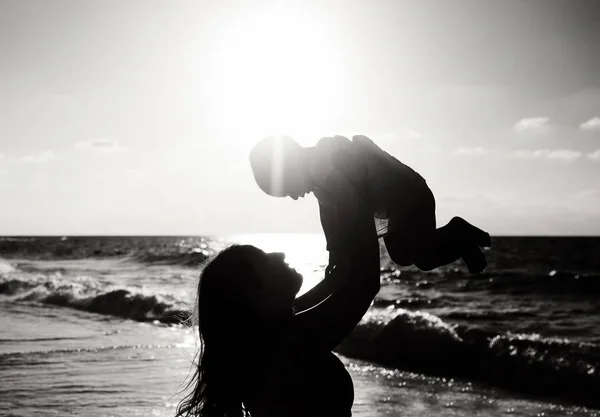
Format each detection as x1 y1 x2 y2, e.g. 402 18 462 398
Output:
384 207 436 268
385 183 491 273
385 212 490 273
384 187 436 268
383 233 413 267
411 217 489 273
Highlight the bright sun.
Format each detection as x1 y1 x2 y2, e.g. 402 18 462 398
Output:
206 7 344 149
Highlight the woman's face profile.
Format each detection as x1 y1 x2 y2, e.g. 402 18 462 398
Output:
248 250 303 317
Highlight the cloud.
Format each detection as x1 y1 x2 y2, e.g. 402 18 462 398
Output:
580 117 600 131
512 149 550 158
453 146 489 156
512 149 582 162
588 149 600 161
546 150 583 161
514 117 551 135
19 151 55 163
75 138 128 153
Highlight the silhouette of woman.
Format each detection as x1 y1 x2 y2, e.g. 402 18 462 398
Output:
176 198 380 417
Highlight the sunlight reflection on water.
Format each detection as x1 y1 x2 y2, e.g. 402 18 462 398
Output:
225 233 328 295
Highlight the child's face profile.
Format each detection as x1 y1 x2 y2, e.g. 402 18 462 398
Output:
250 135 312 199
279 154 311 200
251 154 311 199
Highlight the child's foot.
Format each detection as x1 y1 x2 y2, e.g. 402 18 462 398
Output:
477 231 492 248
462 245 487 274
453 217 491 248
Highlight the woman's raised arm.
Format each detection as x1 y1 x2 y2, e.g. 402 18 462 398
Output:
292 201 345 312
290 199 380 352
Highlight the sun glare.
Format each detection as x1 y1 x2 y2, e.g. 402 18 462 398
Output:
206 7 344 150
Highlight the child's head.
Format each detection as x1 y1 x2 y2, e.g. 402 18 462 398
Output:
249 135 311 199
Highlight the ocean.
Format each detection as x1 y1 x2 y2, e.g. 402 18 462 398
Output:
1 235 599 417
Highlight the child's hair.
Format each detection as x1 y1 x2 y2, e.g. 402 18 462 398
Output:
249 135 300 197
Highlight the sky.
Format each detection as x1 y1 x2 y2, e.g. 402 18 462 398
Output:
1 0 600 235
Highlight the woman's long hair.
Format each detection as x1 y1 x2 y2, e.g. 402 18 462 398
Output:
176 245 279 417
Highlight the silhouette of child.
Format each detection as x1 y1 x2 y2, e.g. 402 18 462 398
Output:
249 134 491 273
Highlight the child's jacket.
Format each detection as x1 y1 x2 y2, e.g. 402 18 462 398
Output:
316 135 429 237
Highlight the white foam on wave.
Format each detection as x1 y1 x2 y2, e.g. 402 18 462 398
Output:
0 260 14 273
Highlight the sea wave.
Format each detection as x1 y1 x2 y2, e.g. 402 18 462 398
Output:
380 269 600 297
0 261 14 273
130 251 210 267
0 343 182 359
0 236 213 267
0 277 190 324
459 271 600 296
2 274 599 408
337 308 600 409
